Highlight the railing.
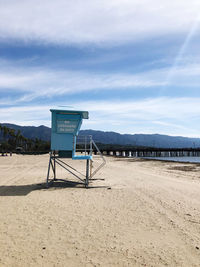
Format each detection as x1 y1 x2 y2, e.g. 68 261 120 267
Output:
90 138 106 178
74 135 106 178
75 135 93 156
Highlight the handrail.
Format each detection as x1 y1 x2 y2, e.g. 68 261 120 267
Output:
90 139 106 178
75 135 93 156
74 135 106 178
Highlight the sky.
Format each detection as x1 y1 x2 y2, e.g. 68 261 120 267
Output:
0 0 200 137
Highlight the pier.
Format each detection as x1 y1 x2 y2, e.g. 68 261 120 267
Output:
93 147 200 158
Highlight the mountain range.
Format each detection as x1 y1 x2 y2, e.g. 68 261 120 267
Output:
1 123 200 148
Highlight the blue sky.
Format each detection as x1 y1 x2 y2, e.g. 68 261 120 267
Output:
0 0 200 137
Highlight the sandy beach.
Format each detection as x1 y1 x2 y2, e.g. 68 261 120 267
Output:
1 154 200 266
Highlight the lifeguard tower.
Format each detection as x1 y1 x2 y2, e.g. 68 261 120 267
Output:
46 109 105 187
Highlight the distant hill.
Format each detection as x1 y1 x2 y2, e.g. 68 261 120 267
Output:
80 130 200 148
1 123 51 141
1 123 200 148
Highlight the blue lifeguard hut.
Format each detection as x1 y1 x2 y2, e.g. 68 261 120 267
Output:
46 109 105 187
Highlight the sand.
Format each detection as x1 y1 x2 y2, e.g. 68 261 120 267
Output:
1 154 200 266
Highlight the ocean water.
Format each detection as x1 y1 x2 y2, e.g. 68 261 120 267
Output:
142 157 200 163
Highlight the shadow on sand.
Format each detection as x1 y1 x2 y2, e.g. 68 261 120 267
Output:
0 180 109 196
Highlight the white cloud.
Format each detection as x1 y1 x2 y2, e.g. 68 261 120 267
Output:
0 0 199 45
0 69 164 93
0 59 167 104
1 58 200 105
77 98 200 121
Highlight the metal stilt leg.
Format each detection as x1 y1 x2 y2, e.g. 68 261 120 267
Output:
53 151 56 181
46 152 52 188
85 159 89 188
90 160 93 179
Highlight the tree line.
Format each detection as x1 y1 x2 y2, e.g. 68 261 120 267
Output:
0 124 50 152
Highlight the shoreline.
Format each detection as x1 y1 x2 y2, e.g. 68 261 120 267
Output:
106 155 200 164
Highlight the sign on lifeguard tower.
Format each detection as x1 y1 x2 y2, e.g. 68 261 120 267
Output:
46 109 105 188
